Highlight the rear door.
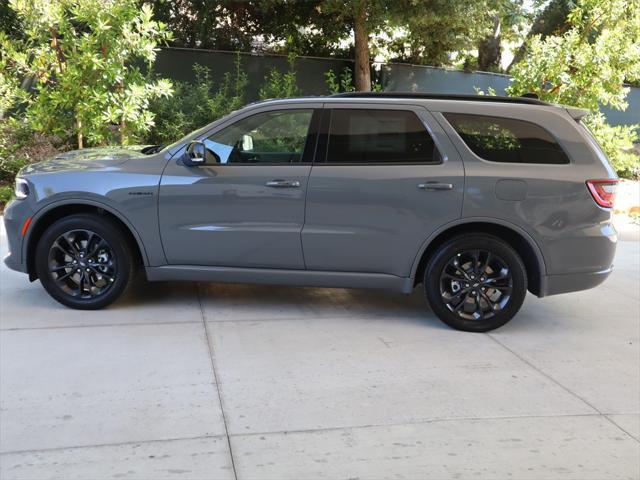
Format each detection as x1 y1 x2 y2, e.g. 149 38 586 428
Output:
302 103 464 277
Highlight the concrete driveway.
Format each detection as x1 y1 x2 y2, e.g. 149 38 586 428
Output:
1 223 639 480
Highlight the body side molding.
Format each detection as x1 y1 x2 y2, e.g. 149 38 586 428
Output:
146 265 414 293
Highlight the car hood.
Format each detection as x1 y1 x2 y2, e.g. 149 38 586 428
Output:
21 146 149 175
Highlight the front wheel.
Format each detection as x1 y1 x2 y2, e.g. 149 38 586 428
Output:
424 234 527 332
35 214 135 309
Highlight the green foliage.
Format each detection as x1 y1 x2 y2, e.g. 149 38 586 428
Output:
0 0 21 40
584 113 639 178
325 66 382 93
1 0 173 148
0 117 67 183
507 0 640 178
382 1 500 66
152 0 500 68
0 184 12 207
147 57 248 145
325 67 356 94
0 41 26 117
259 55 301 100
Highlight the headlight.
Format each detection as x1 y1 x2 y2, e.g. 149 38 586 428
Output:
15 178 29 199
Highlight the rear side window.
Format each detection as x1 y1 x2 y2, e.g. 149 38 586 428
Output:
443 113 570 165
326 109 440 164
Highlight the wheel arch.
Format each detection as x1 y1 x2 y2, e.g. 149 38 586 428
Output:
411 218 546 296
24 200 149 281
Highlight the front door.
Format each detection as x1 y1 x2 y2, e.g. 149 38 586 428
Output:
302 105 464 277
159 106 320 269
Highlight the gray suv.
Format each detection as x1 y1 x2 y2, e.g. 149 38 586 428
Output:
3 93 618 331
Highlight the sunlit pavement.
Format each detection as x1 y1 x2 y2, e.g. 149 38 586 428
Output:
1 220 638 480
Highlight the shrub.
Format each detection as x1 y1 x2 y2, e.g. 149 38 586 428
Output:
259 54 301 100
147 56 247 145
584 113 639 179
325 67 356 94
325 66 382 93
0 185 12 207
0 117 67 209
0 118 67 182
1 0 173 148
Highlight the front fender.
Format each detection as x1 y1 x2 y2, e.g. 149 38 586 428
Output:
22 196 154 269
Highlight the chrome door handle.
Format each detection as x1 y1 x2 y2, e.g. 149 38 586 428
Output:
265 179 301 188
418 182 453 191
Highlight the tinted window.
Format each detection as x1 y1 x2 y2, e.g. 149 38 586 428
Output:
204 109 313 164
326 109 440 164
444 113 569 164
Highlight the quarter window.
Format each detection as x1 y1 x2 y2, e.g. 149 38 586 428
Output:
326 109 440 164
203 109 314 164
443 113 570 164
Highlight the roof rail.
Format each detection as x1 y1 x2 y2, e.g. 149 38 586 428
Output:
330 91 550 106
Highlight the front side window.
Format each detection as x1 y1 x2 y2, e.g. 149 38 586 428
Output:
203 109 314 164
325 109 440 164
444 113 570 164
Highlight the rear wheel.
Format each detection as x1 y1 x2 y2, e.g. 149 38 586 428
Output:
424 234 527 332
35 214 135 309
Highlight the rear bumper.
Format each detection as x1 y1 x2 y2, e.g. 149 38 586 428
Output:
540 266 612 297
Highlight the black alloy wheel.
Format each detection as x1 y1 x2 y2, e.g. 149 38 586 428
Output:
424 234 527 332
47 229 117 299
35 214 135 309
439 249 513 321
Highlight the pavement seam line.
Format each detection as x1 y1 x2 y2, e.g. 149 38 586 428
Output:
0 319 202 332
2 412 631 456
602 414 640 443
197 283 239 480
224 412 614 439
486 333 640 444
0 434 227 456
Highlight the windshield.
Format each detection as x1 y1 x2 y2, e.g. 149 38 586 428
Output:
163 106 249 157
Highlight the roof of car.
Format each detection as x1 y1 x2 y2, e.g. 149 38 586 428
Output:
330 92 550 106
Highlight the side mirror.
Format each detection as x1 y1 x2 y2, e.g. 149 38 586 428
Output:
183 141 207 166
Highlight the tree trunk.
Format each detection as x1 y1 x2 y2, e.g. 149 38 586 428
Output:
76 117 83 149
477 16 501 72
353 0 370 92
120 117 126 145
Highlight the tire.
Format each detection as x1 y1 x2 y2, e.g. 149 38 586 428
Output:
424 233 527 332
35 213 135 309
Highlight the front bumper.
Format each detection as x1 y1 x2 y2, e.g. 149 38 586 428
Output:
2 199 29 274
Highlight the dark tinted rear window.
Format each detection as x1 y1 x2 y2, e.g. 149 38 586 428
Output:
444 113 570 164
326 109 440 164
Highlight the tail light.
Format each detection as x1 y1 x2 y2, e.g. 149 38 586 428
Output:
586 179 618 208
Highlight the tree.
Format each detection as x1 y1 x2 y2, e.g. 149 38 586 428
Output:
0 0 173 148
476 0 530 72
507 0 640 177
508 0 574 71
314 0 500 91
151 0 499 91
151 0 350 56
